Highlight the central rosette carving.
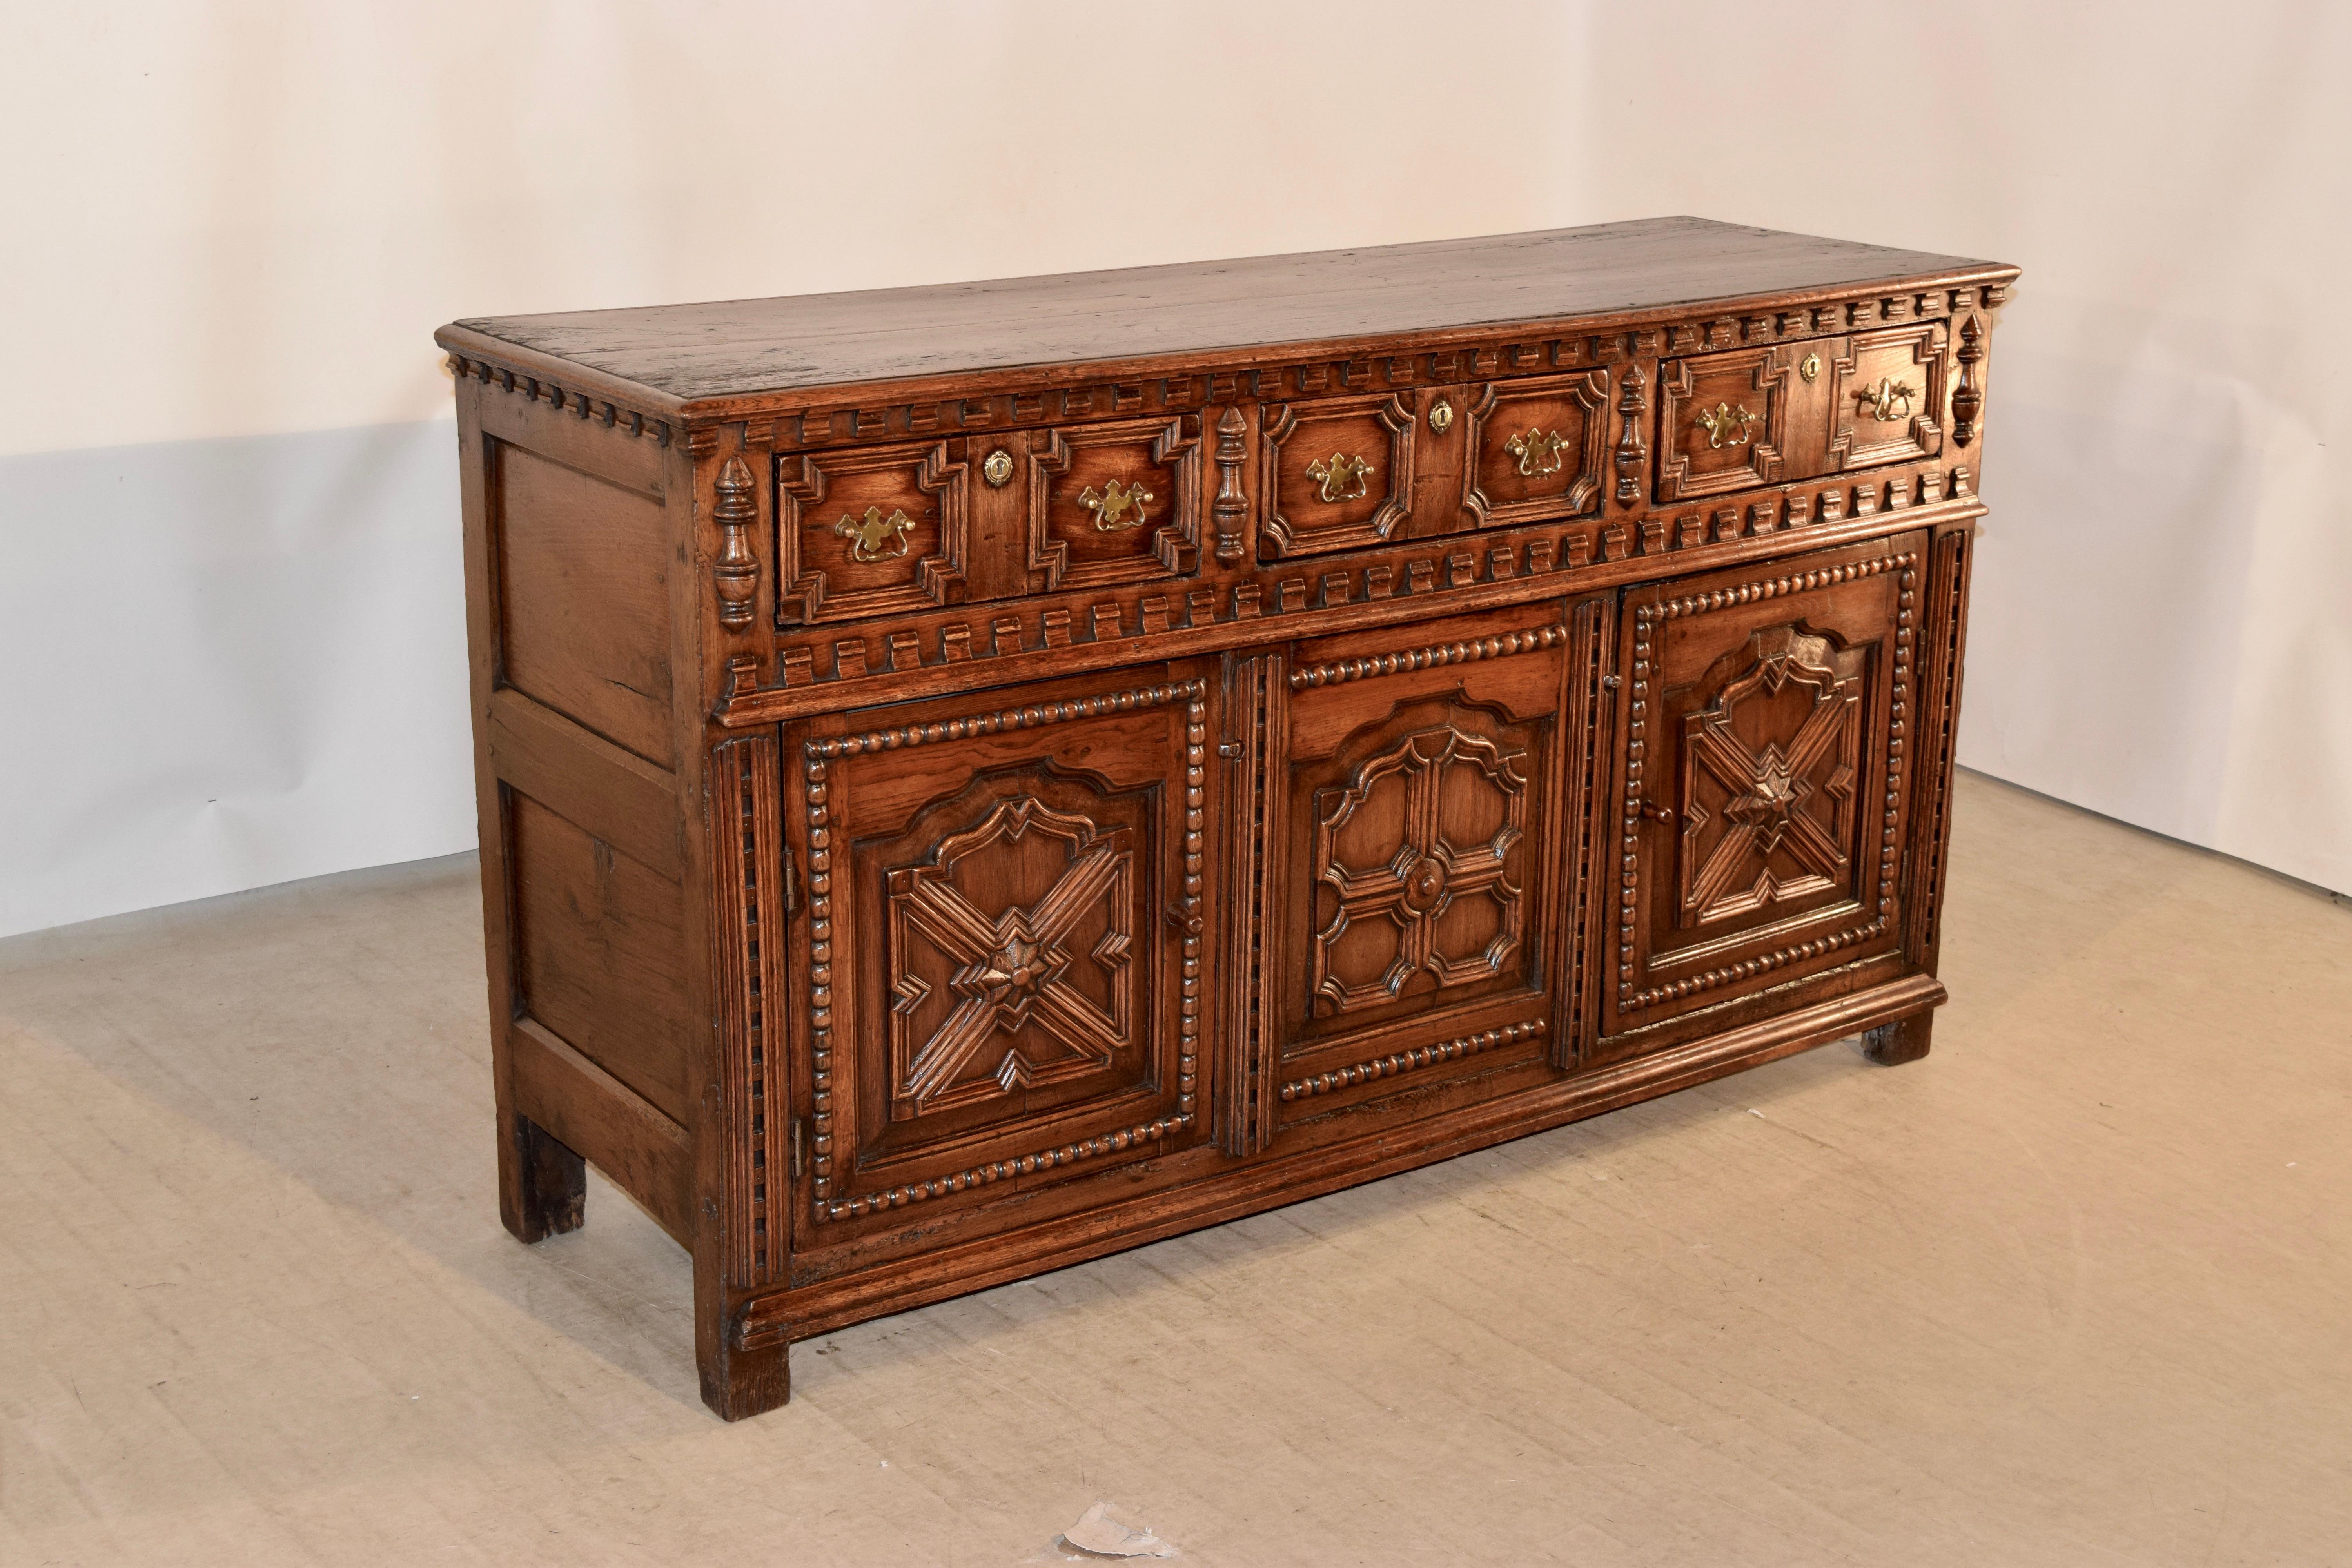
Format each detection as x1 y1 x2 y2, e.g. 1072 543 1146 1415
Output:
1398 851 1450 913
958 928 1067 1022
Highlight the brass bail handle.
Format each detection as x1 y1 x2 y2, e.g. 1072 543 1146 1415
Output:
1504 428 1572 477
1856 376 1918 423
836 506 915 563
1079 478 1153 532
1305 451 1374 503
1694 402 1761 450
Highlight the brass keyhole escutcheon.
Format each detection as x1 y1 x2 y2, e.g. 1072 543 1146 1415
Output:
1305 451 1375 503
1856 376 1917 423
1428 398 1455 434
1080 478 1153 532
1693 402 1761 450
1504 427 1572 477
982 448 1013 487
1800 352 1822 383
836 505 916 563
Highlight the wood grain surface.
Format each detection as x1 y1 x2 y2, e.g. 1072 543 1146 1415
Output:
454 217 2007 401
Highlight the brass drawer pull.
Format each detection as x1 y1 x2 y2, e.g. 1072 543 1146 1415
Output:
836 506 915 563
1080 478 1153 532
1504 427 1572 477
1305 451 1375 503
1694 402 1761 449
1856 377 1917 423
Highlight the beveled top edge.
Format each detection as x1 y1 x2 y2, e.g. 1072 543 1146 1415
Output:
443 217 2018 406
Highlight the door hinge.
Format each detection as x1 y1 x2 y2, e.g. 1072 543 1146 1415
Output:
779 854 801 917
790 1117 806 1179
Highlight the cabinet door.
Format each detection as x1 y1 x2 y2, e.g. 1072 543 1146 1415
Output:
787 661 1216 1241
1243 601 1604 1139
1599 537 1923 1058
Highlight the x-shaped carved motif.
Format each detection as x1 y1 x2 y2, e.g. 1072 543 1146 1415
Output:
1682 650 1856 919
889 800 1133 1116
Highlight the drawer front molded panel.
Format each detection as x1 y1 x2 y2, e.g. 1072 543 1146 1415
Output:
778 438 972 622
1830 323 1949 472
1259 392 1419 559
777 421 1206 624
1655 345 1797 502
1025 414 1203 592
1460 370 1611 528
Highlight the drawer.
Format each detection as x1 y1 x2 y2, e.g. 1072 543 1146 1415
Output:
1260 390 1420 559
1022 414 1204 591
1655 326 1949 504
777 436 975 622
1261 372 1612 562
775 416 1203 623
1655 344 1799 502
1828 323 1948 471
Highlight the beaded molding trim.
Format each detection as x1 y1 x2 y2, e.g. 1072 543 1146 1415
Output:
1278 1018 1548 1104
1287 624 1569 691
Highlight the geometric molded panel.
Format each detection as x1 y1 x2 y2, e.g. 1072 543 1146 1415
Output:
1677 625 1861 925
776 439 970 623
795 668 1210 1230
886 798 1136 1121
1609 546 1918 1037
1026 415 1203 592
1655 345 1793 502
1259 392 1418 560
1461 370 1610 527
1829 322 1949 472
1311 726 1527 1016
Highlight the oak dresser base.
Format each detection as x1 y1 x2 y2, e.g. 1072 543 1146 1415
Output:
438 218 2014 1418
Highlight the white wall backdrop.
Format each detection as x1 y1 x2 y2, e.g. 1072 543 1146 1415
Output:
3 0 2345 937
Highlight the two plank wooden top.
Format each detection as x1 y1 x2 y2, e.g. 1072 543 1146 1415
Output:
441 216 2017 411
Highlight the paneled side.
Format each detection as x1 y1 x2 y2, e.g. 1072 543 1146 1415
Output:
510 791 697 1126
495 444 675 767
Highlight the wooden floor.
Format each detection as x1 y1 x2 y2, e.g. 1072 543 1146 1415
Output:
4 771 2348 1566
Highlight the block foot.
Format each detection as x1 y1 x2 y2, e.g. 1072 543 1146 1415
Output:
1863 1009 1934 1066
502 1113 586 1243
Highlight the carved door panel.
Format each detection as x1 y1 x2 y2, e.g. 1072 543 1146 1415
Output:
786 661 1216 1243
1237 601 1604 1142
1600 537 1923 1059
